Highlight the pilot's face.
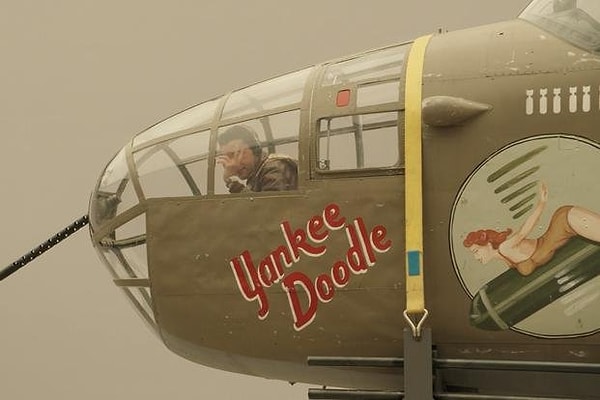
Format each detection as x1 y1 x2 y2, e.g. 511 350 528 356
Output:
218 139 258 180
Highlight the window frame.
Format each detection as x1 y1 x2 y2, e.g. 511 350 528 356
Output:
309 53 410 179
315 110 404 175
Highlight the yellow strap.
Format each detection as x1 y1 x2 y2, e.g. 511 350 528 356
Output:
404 35 432 315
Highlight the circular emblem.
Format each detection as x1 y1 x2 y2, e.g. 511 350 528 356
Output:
450 134 600 338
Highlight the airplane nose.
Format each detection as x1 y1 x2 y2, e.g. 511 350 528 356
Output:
89 144 156 333
88 99 217 335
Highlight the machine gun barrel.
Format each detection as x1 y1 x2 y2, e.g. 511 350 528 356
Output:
1 215 89 281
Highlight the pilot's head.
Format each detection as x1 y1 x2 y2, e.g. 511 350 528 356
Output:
217 125 263 179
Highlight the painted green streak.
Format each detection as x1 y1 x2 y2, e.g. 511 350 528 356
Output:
513 204 534 219
501 181 538 203
509 193 537 211
494 166 539 194
487 146 547 183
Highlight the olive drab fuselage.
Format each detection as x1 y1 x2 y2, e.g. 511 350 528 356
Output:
89 1 600 397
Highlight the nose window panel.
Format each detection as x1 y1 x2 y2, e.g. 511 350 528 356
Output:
133 98 219 148
112 213 148 278
221 67 312 121
94 212 156 332
90 147 140 229
134 129 211 198
97 214 147 278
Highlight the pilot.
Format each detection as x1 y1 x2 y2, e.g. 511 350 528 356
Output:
216 125 297 193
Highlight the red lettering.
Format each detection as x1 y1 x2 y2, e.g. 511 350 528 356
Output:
323 203 345 230
355 217 376 266
331 260 350 287
281 221 326 262
229 204 393 330
316 274 335 303
229 251 269 319
345 223 369 274
282 272 318 331
258 258 276 287
371 225 392 253
269 245 293 279
307 215 328 243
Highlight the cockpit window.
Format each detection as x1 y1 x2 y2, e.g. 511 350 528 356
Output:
318 112 400 171
134 129 210 198
321 45 406 86
521 0 600 52
312 43 408 177
221 67 312 121
133 98 219 148
215 110 300 195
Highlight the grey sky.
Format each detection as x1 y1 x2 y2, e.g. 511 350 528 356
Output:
0 1 531 399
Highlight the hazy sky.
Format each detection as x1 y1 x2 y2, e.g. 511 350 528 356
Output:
0 1 531 399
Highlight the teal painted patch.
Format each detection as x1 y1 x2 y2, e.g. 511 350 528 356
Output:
407 251 421 276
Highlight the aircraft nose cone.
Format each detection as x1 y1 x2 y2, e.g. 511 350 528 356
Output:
89 144 156 333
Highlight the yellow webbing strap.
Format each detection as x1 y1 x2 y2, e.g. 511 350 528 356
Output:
403 34 432 336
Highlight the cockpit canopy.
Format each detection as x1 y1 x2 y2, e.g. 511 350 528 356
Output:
520 0 600 52
86 0 600 335
88 43 409 332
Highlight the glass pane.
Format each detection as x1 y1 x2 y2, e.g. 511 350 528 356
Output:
121 245 148 279
322 44 408 86
97 248 123 277
319 129 357 170
166 131 211 196
215 111 300 194
95 245 156 333
362 125 399 168
133 98 219 148
357 80 400 108
125 287 155 326
135 147 193 198
95 213 147 279
90 146 140 229
221 67 312 120
98 247 134 279
98 147 128 189
265 110 301 154
521 0 600 52
114 214 148 278
134 130 210 198
168 130 211 162
318 112 399 171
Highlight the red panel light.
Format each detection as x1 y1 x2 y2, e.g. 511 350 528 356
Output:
336 89 351 107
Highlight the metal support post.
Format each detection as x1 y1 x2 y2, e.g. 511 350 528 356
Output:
403 327 433 400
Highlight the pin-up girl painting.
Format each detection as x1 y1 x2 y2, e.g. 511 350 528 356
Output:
464 183 600 276
450 134 600 337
